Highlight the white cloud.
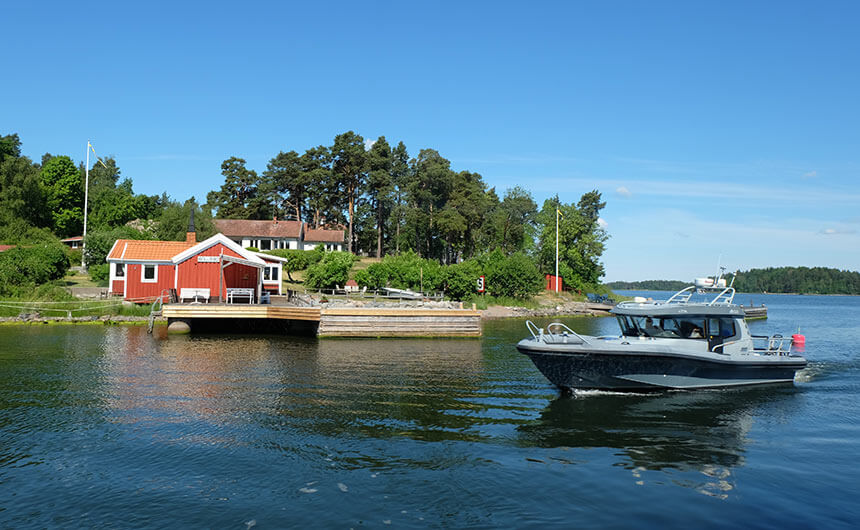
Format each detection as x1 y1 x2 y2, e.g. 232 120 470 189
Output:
364 138 377 151
616 186 632 198
597 218 608 229
803 170 818 179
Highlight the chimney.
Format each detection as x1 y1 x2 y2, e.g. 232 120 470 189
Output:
186 207 196 244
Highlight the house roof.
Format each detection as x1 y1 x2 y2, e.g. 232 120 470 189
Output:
107 240 195 262
61 236 83 242
304 227 345 243
0 245 15 253
106 233 267 266
213 219 302 239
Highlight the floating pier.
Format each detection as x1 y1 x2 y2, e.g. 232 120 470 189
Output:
742 304 768 320
161 304 482 337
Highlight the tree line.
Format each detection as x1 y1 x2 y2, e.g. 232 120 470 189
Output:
607 266 860 295
2 130 610 294
206 130 608 291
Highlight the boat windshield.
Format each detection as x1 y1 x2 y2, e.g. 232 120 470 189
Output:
617 315 707 339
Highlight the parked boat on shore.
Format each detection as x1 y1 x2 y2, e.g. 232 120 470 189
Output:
516 276 807 392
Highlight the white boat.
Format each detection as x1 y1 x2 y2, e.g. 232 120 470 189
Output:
516 274 807 392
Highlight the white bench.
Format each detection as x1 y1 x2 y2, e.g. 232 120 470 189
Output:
179 288 210 304
226 287 254 304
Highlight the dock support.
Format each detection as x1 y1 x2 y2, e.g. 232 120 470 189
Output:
167 318 192 334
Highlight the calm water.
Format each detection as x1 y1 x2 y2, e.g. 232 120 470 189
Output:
1 293 858 529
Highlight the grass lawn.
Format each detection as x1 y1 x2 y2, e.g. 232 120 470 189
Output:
62 269 100 288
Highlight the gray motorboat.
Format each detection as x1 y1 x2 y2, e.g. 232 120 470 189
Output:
516 278 807 391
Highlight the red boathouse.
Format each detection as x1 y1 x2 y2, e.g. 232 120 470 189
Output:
106 230 285 303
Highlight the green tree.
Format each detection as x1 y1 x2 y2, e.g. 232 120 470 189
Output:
304 251 357 289
207 157 268 219
82 225 150 267
367 136 393 258
0 133 22 163
536 191 608 291
303 145 335 226
1 153 48 229
156 198 216 241
40 155 83 237
387 141 412 254
486 186 537 254
330 131 367 253
264 150 309 221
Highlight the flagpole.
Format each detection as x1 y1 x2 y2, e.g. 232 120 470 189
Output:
82 140 90 269
555 207 559 292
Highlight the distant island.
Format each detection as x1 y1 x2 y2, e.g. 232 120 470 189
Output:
608 266 860 295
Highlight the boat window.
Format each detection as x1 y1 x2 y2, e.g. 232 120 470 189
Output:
675 317 705 339
618 316 685 338
707 318 737 338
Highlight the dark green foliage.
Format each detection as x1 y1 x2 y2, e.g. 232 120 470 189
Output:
66 248 83 267
536 191 608 291
606 280 690 291
155 199 216 242
83 226 150 267
0 242 70 295
304 251 358 289
481 250 543 298
88 263 110 285
442 260 483 300
40 155 84 237
206 157 269 219
356 251 443 291
733 267 860 294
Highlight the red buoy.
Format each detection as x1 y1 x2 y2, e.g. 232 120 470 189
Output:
792 333 806 345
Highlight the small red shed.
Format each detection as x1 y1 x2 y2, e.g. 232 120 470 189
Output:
106 232 284 303
545 274 563 291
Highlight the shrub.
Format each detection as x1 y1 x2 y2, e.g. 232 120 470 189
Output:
88 263 110 285
443 260 483 300
66 248 83 267
265 249 313 281
484 251 543 298
359 251 443 292
0 242 70 296
304 251 357 289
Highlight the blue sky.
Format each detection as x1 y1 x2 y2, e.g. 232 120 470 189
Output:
4 1 859 281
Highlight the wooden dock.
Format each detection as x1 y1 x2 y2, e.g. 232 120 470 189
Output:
742 305 768 320
161 304 482 337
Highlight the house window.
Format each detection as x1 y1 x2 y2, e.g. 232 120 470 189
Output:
115 263 125 278
264 265 279 282
142 264 157 283
260 239 271 250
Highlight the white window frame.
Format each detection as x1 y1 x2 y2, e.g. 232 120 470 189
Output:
141 263 158 283
115 263 125 278
263 264 280 283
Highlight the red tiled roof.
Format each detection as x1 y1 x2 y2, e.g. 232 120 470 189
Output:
61 236 83 242
0 245 15 252
214 219 302 238
107 239 195 261
304 228 344 243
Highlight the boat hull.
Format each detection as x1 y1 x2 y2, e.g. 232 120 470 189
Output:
517 342 807 391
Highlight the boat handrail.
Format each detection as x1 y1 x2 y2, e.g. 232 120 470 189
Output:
525 321 591 344
710 339 741 355
665 286 695 304
525 320 543 340
708 287 736 306
751 334 793 356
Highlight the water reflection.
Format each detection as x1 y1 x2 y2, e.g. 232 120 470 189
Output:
518 386 800 497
